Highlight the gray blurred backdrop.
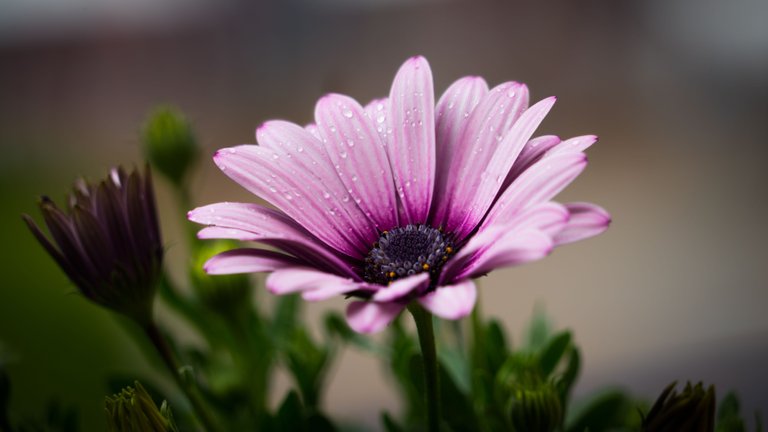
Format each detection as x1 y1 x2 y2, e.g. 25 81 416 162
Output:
1 0 766 430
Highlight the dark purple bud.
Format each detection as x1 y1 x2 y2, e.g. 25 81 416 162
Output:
23 165 164 325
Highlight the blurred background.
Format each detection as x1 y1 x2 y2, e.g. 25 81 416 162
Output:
1 0 766 429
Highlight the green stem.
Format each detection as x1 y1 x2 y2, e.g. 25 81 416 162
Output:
408 304 440 432
144 323 222 432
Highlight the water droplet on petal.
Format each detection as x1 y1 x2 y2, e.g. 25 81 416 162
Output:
342 109 353 118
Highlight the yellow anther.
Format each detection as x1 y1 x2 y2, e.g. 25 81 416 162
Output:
388 271 396 278
445 246 453 254
422 263 430 271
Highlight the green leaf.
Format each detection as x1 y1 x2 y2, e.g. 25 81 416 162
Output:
439 348 471 395
556 346 581 406
485 319 510 372
306 412 336 432
274 391 305 432
524 308 552 352
285 328 331 409
565 389 634 432
273 294 301 342
539 331 572 377
716 392 745 432
381 412 404 432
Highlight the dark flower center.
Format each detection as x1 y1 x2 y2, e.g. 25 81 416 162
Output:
363 224 455 285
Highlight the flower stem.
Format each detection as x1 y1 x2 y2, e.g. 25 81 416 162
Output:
143 322 222 432
408 303 440 432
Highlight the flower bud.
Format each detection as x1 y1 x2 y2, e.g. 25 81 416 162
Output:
642 381 715 432
23 166 163 325
508 382 563 432
142 106 199 186
190 240 251 313
105 381 178 432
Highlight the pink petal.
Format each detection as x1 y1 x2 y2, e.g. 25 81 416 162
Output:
346 300 405 334
204 248 302 274
502 202 570 237
432 76 489 220
188 202 359 279
266 267 362 300
418 280 477 320
503 135 596 193
255 121 380 249
388 56 436 224
447 96 556 239
303 123 325 146
371 272 430 302
315 94 399 230
364 98 391 146
546 134 598 157
553 202 611 245
482 152 587 231
502 135 561 191
456 229 553 280
440 202 566 284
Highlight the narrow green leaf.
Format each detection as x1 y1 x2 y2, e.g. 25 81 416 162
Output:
539 331 572 377
565 390 633 432
274 391 305 432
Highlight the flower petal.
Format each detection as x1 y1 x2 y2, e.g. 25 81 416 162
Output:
440 202 566 283
432 76 489 219
546 134 598 157
418 280 477 320
204 248 303 274
482 152 587 231
371 272 430 302
346 300 405 334
254 121 380 252
447 95 556 239
188 202 359 278
432 82 529 230
315 94 399 230
502 135 561 191
455 229 553 280
553 202 611 245
266 267 364 300
388 56 436 224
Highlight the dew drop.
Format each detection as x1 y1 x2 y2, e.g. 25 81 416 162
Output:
376 114 385 124
339 151 348 159
342 109 353 118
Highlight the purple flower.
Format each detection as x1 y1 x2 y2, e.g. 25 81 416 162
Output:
189 57 610 333
24 166 163 325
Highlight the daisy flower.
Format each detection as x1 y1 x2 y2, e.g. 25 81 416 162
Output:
189 56 610 334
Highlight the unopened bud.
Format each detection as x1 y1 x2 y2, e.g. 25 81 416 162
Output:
642 381 715 432
105 381 178 432
509 382 563 432
142 106 199 186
